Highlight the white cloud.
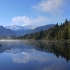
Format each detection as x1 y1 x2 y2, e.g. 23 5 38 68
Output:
10 0 65 26
11 16 48 26
11 16 30 26
32 0 64 14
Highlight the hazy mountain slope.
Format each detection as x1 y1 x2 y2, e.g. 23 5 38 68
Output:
32 24 55 33
13 30 32 36
0 26 15 36
5 24 55 36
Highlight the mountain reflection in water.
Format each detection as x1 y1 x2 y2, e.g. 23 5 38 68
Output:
0 40 70 70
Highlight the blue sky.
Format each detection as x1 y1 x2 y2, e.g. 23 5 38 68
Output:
0 0 70 26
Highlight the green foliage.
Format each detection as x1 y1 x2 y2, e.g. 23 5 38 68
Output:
18 19 70 40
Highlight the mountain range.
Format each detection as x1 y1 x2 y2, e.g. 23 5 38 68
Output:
0 24 55 37
5 25 37 30
0 26 15 36
32 24 55 33
11 24 55 36
5 25 38 36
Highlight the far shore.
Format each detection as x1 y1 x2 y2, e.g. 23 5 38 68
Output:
0 39 70 43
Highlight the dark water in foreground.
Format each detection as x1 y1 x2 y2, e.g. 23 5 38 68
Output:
0 40 70 70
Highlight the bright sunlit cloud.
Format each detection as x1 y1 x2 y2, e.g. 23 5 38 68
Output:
32 0 64 14
10 0 66 26
11 16 48 26
0 0 69 26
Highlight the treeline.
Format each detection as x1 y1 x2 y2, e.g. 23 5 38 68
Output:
0 35 16 39
18 19 70 40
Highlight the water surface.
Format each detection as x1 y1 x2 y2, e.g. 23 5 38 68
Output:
0 40 70 70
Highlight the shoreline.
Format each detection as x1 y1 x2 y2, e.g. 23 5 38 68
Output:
0 39 70 43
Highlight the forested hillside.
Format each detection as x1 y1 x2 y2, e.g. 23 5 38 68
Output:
18 19 70 40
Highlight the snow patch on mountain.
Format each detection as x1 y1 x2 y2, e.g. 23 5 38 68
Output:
5 25 38 30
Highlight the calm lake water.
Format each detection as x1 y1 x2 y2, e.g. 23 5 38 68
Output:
0 40 70 70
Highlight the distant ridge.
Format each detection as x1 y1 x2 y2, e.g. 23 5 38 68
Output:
5 24 55 36
0 26 15 36
32 24 55 33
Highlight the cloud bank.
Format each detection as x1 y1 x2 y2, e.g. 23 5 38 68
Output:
11 0 65 26
33 0 63 14
11 16 48 26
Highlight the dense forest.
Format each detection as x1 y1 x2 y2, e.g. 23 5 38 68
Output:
18 19 70 40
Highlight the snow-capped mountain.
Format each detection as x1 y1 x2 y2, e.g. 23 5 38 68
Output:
5 24 55 36
5 25 38 30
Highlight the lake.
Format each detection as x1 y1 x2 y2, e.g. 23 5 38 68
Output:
0 40 70 70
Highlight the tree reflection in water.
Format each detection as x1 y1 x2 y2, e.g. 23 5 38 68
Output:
22 40 70 62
